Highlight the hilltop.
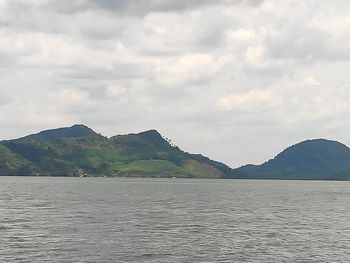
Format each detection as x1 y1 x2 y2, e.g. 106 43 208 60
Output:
232 139 350 180
3 126 350 180
0 125 231 178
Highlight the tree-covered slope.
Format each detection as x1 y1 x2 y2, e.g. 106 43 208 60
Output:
0 125 230 178
5 126 350 180
13 124 102 142
232 139 350 180
0 145 34 175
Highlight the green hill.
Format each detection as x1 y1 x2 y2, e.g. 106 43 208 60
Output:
4 126 350 180
232 139 350 180
0 145 34 175
0 125 230 178
13 124 101 142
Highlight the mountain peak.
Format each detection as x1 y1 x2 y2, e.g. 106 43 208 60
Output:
234 138 350 179
275 138 350 162
12 124 102 142
135 129 168 146
138 129 162 137
71 124 90 129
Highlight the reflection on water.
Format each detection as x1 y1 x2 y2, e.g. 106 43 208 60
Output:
1 177 350 262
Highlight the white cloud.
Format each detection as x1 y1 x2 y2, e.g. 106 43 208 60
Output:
301 76 321 87
56 88 91 105
245 45 267 67
227 28 258 43
155 53 228 87
2 0 350 167
105 83 127 97
217 89 282 112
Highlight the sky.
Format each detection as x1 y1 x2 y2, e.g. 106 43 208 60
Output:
1 0 350 168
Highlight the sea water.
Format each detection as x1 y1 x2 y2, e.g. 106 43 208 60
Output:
1 177 350 262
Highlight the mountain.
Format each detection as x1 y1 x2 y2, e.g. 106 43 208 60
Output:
3 127 350 180
13 124 102 142
232 139 350 180
0 125 231 178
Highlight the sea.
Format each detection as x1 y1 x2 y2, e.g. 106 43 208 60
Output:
1 176 349 262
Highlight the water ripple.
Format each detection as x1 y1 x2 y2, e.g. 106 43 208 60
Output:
1 177 350 262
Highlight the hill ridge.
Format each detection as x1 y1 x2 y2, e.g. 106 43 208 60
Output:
232 138 350 180
2 125 350 180
8 124 102 142
0 124 230 178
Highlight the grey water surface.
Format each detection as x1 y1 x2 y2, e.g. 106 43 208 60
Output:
1 177 350 262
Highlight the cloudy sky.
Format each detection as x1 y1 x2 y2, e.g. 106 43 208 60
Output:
1 0 350 167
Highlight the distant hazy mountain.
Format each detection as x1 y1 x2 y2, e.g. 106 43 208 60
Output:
232 139 350 180
0 125 230 178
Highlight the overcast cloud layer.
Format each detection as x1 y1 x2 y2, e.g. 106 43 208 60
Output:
1 0 350 167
